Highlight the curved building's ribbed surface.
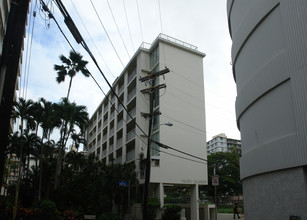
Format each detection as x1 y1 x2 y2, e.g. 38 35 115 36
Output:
227 0 307 219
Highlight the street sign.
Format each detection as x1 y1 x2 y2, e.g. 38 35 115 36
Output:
212 175 219 186
119 181 129 187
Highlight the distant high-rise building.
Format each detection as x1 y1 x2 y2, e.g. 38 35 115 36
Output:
227 0 307 219
86 34 207 220
207 133 241 155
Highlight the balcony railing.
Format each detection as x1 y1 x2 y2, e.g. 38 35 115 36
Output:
110 111 115 119
128 70 136 84
103 134 108 142
118 85 124 95
103 119 108 128
126 129 135 142
102 149 107 157
127 88 136 103
104 105 108 113
127 107 136 121
117 119 123 130
109 127 114 136
97 139 102 146
116 137 123 149
116 156 122 164
109 145 114 153
126 149 135 162
118 103 123 112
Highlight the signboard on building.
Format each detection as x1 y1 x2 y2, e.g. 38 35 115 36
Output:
212 175 219 186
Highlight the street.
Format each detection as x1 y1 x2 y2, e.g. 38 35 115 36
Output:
217 213 244 220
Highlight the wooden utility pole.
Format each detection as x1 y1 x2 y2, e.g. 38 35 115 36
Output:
140 67 169 219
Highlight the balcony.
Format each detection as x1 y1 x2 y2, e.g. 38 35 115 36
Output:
127 88 136 103
103 104 109 113
109 145 114 153
97 139 102 147
103 134 108 143
126 149 135 162
116 137 123 149
128 70 136 84
109 127 114 136
118 103 123 112
117 119 123 130
126 129 135 143
102 149 107 157
103 119 108 128
118 85 124 95
116 156 122 164
110 111 115 120
127 107 136 121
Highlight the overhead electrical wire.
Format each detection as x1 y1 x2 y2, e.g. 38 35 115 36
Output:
40 0 148 148
21 0 34 98
158 149 207 165
89 0 125 68
106 0 131 59
43 0 207 165
24 0 38 100
135 0 143 42
122 0 134 51
69 0 116 80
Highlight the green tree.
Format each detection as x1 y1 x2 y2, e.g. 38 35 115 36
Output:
54 50 90 99
11 98 34 219
204 151 242 202
54 98 88 189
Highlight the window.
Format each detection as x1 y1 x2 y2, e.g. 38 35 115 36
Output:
151 132 160 156
150 46 159 68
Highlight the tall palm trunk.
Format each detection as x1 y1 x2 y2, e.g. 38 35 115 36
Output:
38 136 44 200
14 119 24 220
66 76 73 100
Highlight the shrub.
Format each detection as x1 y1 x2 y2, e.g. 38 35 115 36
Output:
162 204 181 220
40 199 57 220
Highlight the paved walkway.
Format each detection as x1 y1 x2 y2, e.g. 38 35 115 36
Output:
217 213 244 220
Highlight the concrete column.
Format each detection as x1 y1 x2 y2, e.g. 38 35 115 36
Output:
159 183 164 208
191 184 199 220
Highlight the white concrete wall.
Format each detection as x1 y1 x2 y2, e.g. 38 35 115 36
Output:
150 41 207 185
227 0 307 218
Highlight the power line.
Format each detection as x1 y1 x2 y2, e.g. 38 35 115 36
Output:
89 0 125 68
48 0 209 170
69 0 116 80
25 0 38 100
158 149 207 165
106 0 131 59
151 140 207 162
135 0 143 42
122 0 134 51
22 0 34 98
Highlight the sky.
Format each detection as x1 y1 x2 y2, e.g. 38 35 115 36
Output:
20 0 241 142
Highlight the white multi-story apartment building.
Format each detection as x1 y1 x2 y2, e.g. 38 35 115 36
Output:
86 34 207 220
207 133 241 155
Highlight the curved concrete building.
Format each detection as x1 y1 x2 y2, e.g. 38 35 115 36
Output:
227 0 307 219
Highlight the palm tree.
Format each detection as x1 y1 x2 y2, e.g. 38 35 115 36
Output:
54 50 90 99
11 98 34 220
54 98 88 189
37 98 60 200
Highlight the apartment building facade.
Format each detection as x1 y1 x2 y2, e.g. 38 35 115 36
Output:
207 133 241 155
86 34 207 220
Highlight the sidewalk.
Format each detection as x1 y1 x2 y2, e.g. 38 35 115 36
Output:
217 213 244 220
